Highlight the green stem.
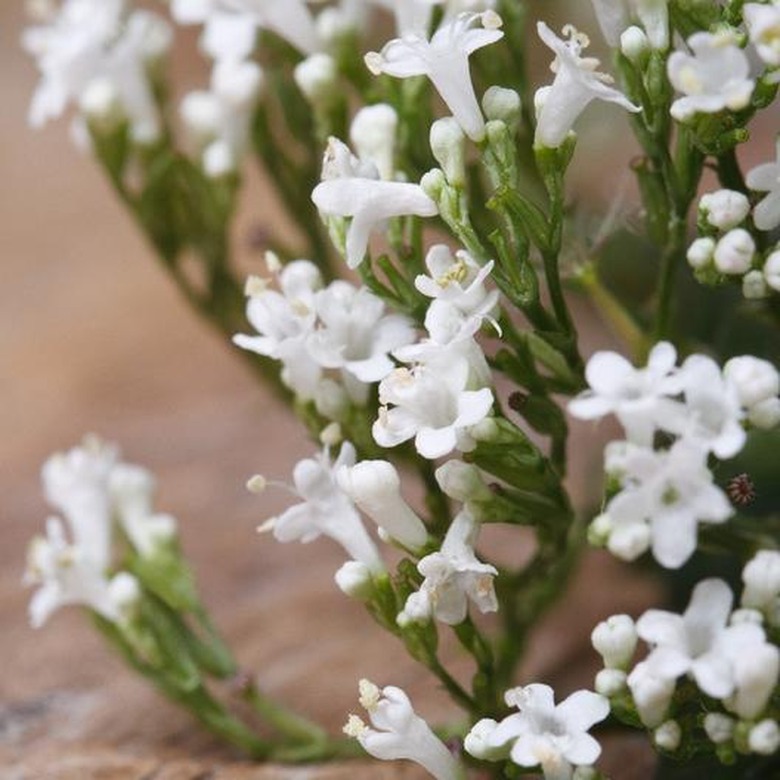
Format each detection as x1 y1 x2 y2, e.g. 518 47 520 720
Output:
243 683 330 745
654 215 687 341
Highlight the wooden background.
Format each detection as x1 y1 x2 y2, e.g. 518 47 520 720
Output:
0 3 664 777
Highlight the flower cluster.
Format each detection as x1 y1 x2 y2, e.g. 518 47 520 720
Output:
592 558 780 759
25 436 177 627
571 343 780 568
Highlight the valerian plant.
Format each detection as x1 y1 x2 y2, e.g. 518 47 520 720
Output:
20 0 780 777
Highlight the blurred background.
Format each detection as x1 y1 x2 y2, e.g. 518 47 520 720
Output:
1 1 746 777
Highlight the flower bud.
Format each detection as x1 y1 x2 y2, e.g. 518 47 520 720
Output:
434 460 491 503
351 104 398 181
203 140 235 178
748 719 780 755
704 713 734 744
587 513 613 546
80 77 124 130
607 522 651 561
337 461 428 550
464 718 507 761
654 720 681 751
699 189 751 230
481 86 521 126
687 237 716 269
430 117 466 187
714 229 755 275
108 572 141 615
763 249 780 291
335 560 374 600
743 269 768 299
729 608 763 626
533 86 552 118
627 662 675 727
294 53 338 106
728 643 779 719
620 26 650 63
591 614 638 669
213 59 264 109
742 550 780 611
748 397 780 429
595 668 627 696
180 91 221 145
420 168 446 202
724 356 779 408
573 768 598 780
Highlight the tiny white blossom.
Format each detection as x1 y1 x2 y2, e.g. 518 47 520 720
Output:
463 718 507 761
687 237 716 269
626 660 676 727
364 11 505 141
703 712 735 744
257 442 384 572
171 0 319 59
233 261 323 399
307 282 416 402
743 270 769 300
398 509 497 625
373 357 494 459
344 680 462 780
763 249 780 291
367 0 442 36
482 684 609 779
25 517 140 628
667 32 754 122
568 342 684 447
350 104 398 182
603 439 732 568
592 0 669 50
744 2 780 75
312 137 438 268
634 579 771 701
654 720 681 751
594 668 627 696
334 560 374 600
535 22 639 149
746 138 780 231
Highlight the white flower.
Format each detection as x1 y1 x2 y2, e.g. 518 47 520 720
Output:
233 261 324 398
635 579 770 701
171 0 319 59
367 0 442 36
435 459 491 503
726 641 779 719
373 357 494 459
591 614 638 669
744 2 780 73
415 244 499 321
746 139 780 231
334 560 374 600
398 509 497 625
743 270 768 300
344 680 462 780
482 684 609 779
307 282 416 402
535 22 639 149
257 442 383 572
312 138 438 269
463 718 507 761
676 354 746 458
364 11 504 141
713 228 755 275
603 439 732 568
699 189 751 230
25 517 139 628
568 342 684 447
620 25 650 61
337 459 428 549
594 668 627 697
667 32 754 121
654 720 681 751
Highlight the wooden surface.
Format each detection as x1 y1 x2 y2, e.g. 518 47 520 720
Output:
1 5 660 778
